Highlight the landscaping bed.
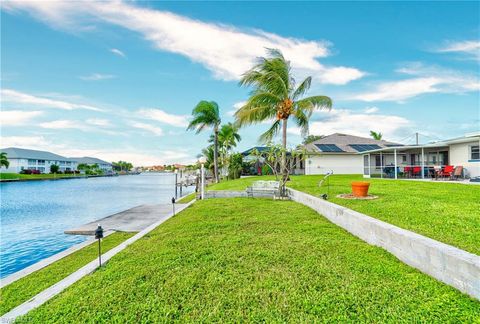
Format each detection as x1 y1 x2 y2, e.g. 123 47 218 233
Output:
0 232 134 315
209 175 480 255
18 199 479 322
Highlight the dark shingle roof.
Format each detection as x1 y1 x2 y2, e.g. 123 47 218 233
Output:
305 133 401 154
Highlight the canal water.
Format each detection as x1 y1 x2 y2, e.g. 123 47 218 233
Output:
0 173 193 278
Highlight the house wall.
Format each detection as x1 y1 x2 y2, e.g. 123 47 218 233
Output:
306 154 363 175
449 141 480 178
1 158 78 174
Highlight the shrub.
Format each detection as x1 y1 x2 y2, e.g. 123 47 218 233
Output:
50 164 60 174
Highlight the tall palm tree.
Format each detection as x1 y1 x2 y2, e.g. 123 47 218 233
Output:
187 101 221 182
370 130 383 140
235 49 332 180
0 152 9 169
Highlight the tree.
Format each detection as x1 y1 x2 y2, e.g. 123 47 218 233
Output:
50 164 60 173
302 135 324 145
228 153 243 179
201 145 216 175
0 152 9 169
187 101 221 183
370 131 383 140
209 122 242 178
250 144 305 196
235 49 332 183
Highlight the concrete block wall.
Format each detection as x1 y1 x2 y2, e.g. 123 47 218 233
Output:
287 188 480 300
203 191 248 199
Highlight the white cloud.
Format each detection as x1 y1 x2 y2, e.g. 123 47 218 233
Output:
137 108 189 128
86 118 111 127
79 73 116 81
110 48 126 57
0 110 43 125
226 101 246 116
353 63 479 102
1 89 103 111
130 121 164 136
288 108 412 141
39 120 89 130
0 135 51 148
364 106 379 114
2 1 364 85
437 40 480 61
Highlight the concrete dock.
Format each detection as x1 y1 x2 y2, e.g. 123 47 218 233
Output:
65 203 187 235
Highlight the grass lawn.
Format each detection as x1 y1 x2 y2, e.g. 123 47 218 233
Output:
0 232 133 315
19 199 479 322
208 175 480 255
177 192 196 203
0 173 80 180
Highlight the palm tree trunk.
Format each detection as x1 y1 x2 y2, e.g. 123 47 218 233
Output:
281 118 288 196
214 126 219 183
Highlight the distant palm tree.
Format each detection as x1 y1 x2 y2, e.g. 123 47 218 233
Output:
187 101 221 183
235 49 332 180
0 152 9 169
201 145 215 175
370 131 383 140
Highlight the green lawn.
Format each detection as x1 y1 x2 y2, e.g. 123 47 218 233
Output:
209 175 480 255
19 199 479 322
0 232 133 315
177 192 196 203
0 173 80 180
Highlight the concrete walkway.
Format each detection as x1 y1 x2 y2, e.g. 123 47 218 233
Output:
65 204 182 235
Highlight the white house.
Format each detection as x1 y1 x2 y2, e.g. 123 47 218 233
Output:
71 156 113 173
0 147 77 173
304 133 401 175
360 132 480 179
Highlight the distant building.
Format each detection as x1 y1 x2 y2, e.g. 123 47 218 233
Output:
71 157 113 173
0 147 77 173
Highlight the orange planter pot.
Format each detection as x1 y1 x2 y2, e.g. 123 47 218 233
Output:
351 181 370 197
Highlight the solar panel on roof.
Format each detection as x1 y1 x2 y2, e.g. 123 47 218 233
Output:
349 144 381 152
315 144 344 152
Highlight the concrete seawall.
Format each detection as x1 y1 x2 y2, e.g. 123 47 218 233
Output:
287 188 480 300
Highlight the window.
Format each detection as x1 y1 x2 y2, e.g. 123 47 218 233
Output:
28 159 36 165
471 145 480 160
375 155 381 167
402 155 407 163
37 160 45 165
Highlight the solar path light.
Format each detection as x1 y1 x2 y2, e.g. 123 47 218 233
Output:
94 224 104 267
171 197 176 216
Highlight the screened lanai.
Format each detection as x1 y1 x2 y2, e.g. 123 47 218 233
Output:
360 144 452 179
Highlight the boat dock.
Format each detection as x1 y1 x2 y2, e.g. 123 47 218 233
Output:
65 203 189 235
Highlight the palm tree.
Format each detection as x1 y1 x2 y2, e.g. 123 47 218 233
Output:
187 101 221 182
0 152 9 169
218 123 242 152
370 130 383 140
235 49 332 180
201 145 215 175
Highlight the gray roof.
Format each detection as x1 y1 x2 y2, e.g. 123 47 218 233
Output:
71 157 112 166
0 147 72 161
305 133 401 154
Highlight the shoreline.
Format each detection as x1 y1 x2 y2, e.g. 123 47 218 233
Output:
0 173 126 183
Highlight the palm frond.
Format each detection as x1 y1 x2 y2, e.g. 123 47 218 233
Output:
292 109 310 137
292 76 312 100
259 119 281 143
295 95 332 114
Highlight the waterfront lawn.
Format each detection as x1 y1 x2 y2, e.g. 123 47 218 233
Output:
177 192 196 203
0 232 133 315
20 199 479 322
0 173 79 180
208 175 480 255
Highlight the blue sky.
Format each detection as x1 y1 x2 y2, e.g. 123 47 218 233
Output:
1 1 479 165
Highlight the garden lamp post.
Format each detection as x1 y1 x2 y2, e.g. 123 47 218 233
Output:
95 224 104 267
171 197 176 216
199 157 207 200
